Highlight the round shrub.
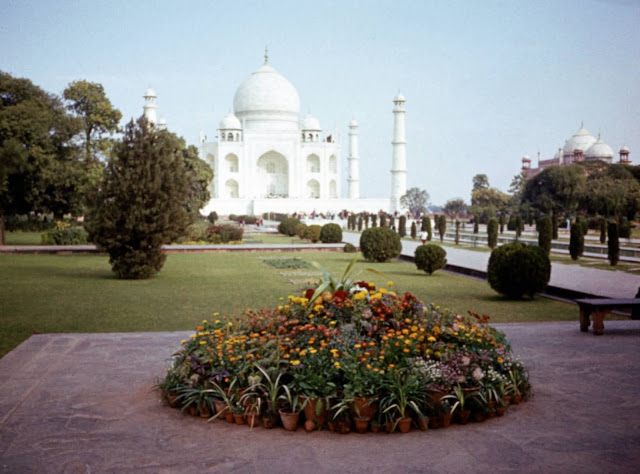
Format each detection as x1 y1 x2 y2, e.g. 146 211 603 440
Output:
278 217 301 236
414 244 447 275
296 223 307 239
343 242 356 253
359 227 402 262
304 225 322 243
487 242 551 299
320 223 342 243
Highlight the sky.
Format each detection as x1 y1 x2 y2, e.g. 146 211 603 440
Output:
2 0 639 206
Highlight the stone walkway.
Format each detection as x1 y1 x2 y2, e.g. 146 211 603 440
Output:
343 232 640 299
1 323 639 473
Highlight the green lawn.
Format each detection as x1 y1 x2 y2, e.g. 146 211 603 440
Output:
0 251 578 359
5 232 44 245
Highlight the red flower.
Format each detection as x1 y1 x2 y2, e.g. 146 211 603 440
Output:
305 288 315 299
333 290 349 302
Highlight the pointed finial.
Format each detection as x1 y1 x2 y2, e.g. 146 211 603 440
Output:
581 120 584 128
264 46 269 64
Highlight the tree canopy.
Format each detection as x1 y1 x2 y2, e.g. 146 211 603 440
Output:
400 187 430 215
521 164 586 217
472 173 489 191
443 198 467 220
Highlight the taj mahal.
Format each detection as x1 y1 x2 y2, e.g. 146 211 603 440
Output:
143 51 407 216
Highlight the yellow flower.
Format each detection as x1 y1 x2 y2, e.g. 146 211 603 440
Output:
290 360 301 366
403 348 410 353
202 320 207 324
334 361 341 368
189 334 196 339
354 344 361 349
379 288 387 294
214 312 219 317
387 281 393 286
427 336 436 342
497 357 504 364
199 341 206 345
330 321 337 325
180 340 187 344
354 292 367 300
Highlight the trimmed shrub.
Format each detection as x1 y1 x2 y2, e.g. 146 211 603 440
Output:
487 218 499 249
414 244 447 275
576 216 588 236
398 215 407 237
206 224 243 243
498 214 505 234
455 220 460 245
304 225 322 243
515 215 523 238
473 215 479 234
389 215 395 229
608 221 619 266
619 217 631 239
552 214 559 239
41 226 88 245
207 211 218 224
410 221 417 239
320 223 342 243
537 217 552 255
359 227 402 262
343 242 357 253
364 214 369 229
599 218 607 244
278 217 301 236
437 215 446 242
488 242 551 299
296 223 308 239
507 215 517 231
357 216 363 231
569 222 584 260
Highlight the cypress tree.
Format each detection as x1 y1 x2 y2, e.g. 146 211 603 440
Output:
608 221 619 266
426 216 432 241
498 214 505 234
364 214 369 229
473 215 479 234
538 216 553 255
599 218 606 244
619 217 631 239
487 217 498 249
515 215 523 238
438 215 446 242
399 215 407 237
410 220 417 239
85 117 191 279
455 220 460 245
569 222 584 261
421 216 428 231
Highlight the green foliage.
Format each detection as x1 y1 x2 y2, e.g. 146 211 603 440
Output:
487 218 499 249
359 227 402 262
552 213 559 239
498 214 505 234
455 220 460 245
84 117 191 279
569 222 584 261
515 215 523 238
619 217 631 239
380 214 387 228
537 217 552 255
473 215 479 234
576 215 588 236
410 221 417 239
371 214 377 227
296 223 307 239
488 243 551 299
343 242 357 253
304 225 322 243
398 215 407 237
443 198 467 220
206 224 243 243
437 215 446 242
400 187 430 215
421 216 432 241
357 216 363 231
608 222 619 266
472 173 489 191
41 225 88 245
507 215 516 231
264 258 312 269
278 217 301 236
414 244 447 275
522 164 586 216
320 223 342 243
389 215 395 229
207 211 218 224
599 218 607 244
181 143 213 215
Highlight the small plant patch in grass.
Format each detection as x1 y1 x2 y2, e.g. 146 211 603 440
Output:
264 257 313 269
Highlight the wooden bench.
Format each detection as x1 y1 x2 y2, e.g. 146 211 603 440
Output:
576 298 640 335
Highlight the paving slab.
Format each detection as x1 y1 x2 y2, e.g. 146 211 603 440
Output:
1 322 639 473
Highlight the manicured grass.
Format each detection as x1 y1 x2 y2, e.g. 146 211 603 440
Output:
0 251 578 359
5 232 44 245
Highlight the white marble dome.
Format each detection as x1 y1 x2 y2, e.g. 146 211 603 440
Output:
563 123 596 155
233 62 300 131
585 136 614 160
219 113 242 130
301 114 321 131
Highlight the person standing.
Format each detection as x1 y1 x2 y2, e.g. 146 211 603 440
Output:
420 230 427 245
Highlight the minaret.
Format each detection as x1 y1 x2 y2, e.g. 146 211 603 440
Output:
143 87 157 125
348 119 360 199
390 92 407 213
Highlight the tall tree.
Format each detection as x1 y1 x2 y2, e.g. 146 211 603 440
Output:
85 117 191 279
443 198 467 222
472 173 489 191
521 164 586 218
400 187 430 215
63 80 122 167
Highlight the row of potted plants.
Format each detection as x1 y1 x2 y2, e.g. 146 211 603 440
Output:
157 259 531 434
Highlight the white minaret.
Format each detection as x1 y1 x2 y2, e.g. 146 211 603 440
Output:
143 87 157 125
348 119 360 199
390 92 407 213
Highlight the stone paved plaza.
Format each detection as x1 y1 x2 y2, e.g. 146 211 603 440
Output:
1 321 639 473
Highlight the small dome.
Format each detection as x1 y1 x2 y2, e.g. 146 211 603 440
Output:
620 145 629 153
585 136 614 160
563 123 596 155
394 91 405 102
522 155 531 161
144 87 156 98
219 113 242 130
301 114 321 131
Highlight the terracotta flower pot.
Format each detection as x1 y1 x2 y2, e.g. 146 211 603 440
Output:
246 412 259 427
304 419 316 432
337 421 351 434
417 416 429 431
225 411 234 423
429 416 442 429
441 413 452 427
496 405 507 417
188 406 198 417
234 413 245 425
327 421 336 432
199 406 212 418
397 417 412 433
166 392 180 408
302 397 328 428
427 390 446 406
279 410 300 431
370 424 381 433
352 397 378 420
384 422 395 433
213 400 227 417
457 410 471 425
512 393 522 405
262 414 277 429
472 412 485 423
354 416 369 434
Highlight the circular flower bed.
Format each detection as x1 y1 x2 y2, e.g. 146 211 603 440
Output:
158 263 531 433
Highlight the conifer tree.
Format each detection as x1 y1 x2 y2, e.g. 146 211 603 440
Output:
438 215 446 242
85 117 191 279
538 216 553 254
425 215 432 241
599 218 606 244
399 215 407 237
487 217 499 249
410 221 417 239
569 222 584 261
608 221 619 266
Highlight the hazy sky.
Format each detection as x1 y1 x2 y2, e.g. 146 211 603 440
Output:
3 0 639 205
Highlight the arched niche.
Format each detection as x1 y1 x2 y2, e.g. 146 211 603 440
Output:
257 151 288 197
307 179 320 198
329 155 337 173
225 153 239 173
329 179 337 198
307 154 320 173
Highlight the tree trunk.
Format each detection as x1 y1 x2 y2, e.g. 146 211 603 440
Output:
0 209 5 246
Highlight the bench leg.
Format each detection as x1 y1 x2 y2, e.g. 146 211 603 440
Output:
592 310 607 336
579 310 591 332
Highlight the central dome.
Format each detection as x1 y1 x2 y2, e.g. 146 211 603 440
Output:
233 62 300 131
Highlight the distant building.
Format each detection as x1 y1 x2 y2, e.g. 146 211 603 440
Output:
521 123 630 178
